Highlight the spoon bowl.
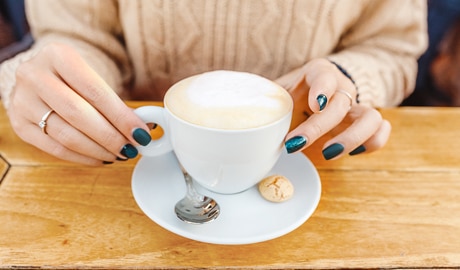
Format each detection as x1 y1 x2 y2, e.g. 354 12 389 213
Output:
174 164 220 224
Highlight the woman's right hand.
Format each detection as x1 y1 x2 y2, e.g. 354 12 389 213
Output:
7 43 152 165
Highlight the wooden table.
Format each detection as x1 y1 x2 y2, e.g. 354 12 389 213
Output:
1 101 460 269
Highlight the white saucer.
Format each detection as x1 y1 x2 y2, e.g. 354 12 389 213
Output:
132 151 321 245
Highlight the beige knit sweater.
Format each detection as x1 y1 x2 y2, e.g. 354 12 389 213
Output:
0 0 427 109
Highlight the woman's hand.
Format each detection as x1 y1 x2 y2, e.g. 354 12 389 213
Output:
6 43 151 165
276 58 391 160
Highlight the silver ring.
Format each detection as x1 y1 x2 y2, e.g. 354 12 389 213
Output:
336 89 353 109
38 109 54 135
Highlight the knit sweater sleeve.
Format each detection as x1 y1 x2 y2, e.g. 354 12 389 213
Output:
327 0 428 107
0 0 132 109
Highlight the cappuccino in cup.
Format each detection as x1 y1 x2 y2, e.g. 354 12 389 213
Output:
165 70 292 130
135 70 293 194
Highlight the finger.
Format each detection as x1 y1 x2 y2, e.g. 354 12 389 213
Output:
304 59 357 113
22 65 134 159
305 68 339 113
11 45 136 164
16 121 105 166
39 109 119 162
350 119 391 155
321 106 387 160
15 90 116 161
285 90 352 153
45 44 150 146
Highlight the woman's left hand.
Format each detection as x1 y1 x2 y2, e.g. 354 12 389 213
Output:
276 58 391 160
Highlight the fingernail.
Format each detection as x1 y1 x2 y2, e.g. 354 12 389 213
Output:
116 156 128 161
349 145 366 156
133 128 151 146
103 161 114 165
317 94 327 111
285 136 307 154
120 144 138 159
322 143 344 160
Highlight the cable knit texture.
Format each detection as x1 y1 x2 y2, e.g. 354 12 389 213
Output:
0 0 427 109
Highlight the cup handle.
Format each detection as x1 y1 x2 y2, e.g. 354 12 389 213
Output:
133 106 173 156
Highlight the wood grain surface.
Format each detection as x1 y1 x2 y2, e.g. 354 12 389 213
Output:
1 102 460 269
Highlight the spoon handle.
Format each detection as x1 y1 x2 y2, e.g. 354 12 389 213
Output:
183 171 206 203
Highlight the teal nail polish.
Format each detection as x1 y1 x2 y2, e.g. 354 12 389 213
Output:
322 143 344 160
133 128 151 146
285 136 307 154
349 145 366 156
120 144 138 159
317 94 327 111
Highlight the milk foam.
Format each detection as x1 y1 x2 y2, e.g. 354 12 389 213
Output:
165 70 292 129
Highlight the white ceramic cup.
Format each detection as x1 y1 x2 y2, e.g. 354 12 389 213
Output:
134 71 293 194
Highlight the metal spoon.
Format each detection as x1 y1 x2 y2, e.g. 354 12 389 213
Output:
174 163 220 224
